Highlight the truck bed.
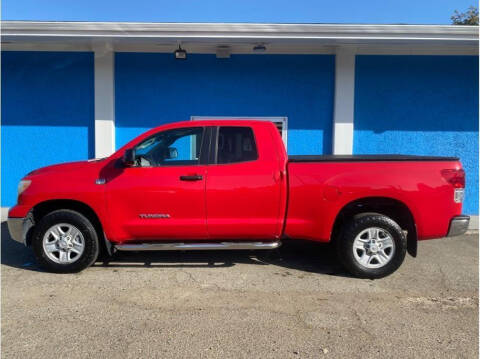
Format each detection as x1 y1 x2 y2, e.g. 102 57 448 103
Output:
285 156 463 242
288 155 459 162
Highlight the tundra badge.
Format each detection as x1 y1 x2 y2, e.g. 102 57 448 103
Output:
139 214 171 219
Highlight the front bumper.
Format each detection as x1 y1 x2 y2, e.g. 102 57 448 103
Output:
7 214 34 246
447 215 470 237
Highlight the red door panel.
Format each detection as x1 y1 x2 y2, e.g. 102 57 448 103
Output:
105 125 208 242
106 165 207 241
206 163 282 239
205 125 284 240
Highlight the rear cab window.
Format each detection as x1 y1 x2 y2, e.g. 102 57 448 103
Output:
216 127 258 164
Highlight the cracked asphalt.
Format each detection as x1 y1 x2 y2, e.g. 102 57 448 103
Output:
1 221 478 358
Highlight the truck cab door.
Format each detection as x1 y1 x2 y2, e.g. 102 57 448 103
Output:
205 125 285 239
105 126 210 241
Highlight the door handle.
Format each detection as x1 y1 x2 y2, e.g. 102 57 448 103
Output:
179 175 203 181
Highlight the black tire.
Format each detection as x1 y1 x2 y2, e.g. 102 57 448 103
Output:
32 209 99 273
336 214 407 279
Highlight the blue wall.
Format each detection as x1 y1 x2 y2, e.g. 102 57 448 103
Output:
3 51 478 215
1 51 94 207
115 53 335 155
354 55 479 214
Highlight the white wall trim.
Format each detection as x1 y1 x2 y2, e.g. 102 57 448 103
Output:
355 46 478 55
332 47 356 155
94 43 115 158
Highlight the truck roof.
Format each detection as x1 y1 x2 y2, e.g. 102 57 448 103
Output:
160 119 276 127
289 154 460 162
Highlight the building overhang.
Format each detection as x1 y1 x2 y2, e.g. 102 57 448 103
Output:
2 21 478 54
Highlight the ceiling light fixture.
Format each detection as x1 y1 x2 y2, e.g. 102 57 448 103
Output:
216 45 231 58
174 44 187 60
253 43 267 52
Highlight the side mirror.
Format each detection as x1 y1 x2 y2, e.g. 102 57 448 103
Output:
123 148 136 167
167 147 178 159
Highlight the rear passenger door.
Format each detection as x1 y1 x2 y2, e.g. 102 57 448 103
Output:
205 125 283 239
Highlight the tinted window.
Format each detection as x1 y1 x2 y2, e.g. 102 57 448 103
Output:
217 127 258 164
134 127 204 167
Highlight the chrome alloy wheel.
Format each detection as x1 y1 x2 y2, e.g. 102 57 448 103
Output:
352 227 395 269
42 223 85 264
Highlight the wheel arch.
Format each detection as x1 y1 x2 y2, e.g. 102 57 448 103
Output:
330 196 417 257
27 199 110 255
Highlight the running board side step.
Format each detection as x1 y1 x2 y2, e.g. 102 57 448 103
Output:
114 241 282 251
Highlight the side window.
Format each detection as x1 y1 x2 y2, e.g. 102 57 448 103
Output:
217 127 258 164
134 127 204 167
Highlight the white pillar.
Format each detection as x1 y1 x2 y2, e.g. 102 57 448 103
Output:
332 47 356 155
94 43 115 158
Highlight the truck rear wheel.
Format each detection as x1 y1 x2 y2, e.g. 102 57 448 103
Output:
337 214 407 279
32 209 99 273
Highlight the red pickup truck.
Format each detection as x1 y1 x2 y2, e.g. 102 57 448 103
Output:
8 120 469 278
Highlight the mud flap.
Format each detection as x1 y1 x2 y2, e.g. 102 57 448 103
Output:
406 230 417 258
103 233 114 256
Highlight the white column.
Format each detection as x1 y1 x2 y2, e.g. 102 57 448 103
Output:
94 43 115 158
332 47 356 155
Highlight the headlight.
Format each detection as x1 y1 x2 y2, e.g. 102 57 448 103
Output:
18 180 31 196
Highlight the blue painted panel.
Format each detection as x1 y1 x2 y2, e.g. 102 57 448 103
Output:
115 53 335 155
354 55 479 214
1 51 94 207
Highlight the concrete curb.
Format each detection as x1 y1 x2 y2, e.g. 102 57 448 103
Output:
1 208 9 222
468 215 479 230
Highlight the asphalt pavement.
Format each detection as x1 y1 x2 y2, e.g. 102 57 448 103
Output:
1 222 478 358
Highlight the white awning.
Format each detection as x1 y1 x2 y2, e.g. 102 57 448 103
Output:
2 21 478 53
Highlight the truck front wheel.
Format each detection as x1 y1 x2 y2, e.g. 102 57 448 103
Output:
337 214 407 279
32 209 99 273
